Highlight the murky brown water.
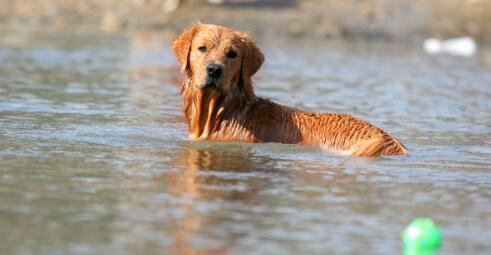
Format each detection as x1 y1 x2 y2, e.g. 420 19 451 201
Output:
1 28 490 255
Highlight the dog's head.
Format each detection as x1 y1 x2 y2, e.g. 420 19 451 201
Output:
173 24 264 99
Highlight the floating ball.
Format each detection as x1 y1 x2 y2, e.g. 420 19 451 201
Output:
402 218 442 255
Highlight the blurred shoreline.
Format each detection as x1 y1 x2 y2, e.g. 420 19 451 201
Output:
1 0 490 44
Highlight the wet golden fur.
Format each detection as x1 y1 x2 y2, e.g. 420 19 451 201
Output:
173 24 407 156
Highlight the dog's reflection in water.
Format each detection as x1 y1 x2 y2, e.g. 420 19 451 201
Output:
163 143 380 254
165 144 261 255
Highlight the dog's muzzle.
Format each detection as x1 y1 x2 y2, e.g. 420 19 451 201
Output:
202 64 224 89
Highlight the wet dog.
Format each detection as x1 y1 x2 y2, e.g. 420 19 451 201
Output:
172 24 407 156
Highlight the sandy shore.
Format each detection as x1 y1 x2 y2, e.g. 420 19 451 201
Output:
1 0 490 43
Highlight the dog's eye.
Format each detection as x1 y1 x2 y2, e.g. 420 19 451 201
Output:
198 46 207 53
227 50 237 59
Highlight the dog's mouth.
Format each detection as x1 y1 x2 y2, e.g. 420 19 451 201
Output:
202 78 221 90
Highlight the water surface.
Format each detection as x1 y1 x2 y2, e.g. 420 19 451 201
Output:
0 28 490 255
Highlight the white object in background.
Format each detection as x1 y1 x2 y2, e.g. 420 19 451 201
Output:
208 0 226 4
423 37 477 57
163 0 179 13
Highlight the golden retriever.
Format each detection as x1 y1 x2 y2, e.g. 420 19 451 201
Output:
172 24 407 156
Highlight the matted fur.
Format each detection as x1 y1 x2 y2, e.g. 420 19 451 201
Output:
172 24 407 156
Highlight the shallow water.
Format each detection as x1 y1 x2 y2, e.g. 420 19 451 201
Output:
0 28 490 255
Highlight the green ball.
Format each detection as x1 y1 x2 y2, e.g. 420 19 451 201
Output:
402 218 442 255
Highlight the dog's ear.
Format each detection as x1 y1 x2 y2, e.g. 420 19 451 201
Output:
173 25 199 74
239 34 264 99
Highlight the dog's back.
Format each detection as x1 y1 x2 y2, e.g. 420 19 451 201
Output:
250 101 407 156
293 112 407 156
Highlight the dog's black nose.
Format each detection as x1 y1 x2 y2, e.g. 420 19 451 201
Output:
206 64 223 79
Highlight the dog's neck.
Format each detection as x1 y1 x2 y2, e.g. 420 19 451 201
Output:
181 79 255 140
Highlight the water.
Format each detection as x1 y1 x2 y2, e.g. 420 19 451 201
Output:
0 28 490 255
